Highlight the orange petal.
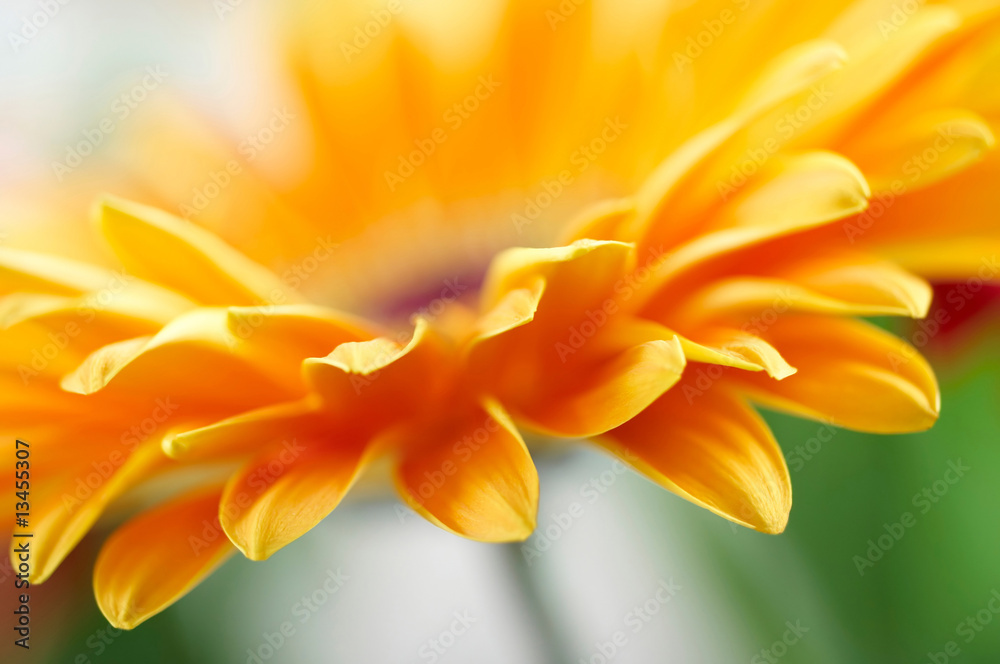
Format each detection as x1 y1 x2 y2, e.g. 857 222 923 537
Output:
227 304 376 352
842 108 994 194
600 381 791 534
394 399 538 542
472 243 686 437
61 308 299 406
479 240 634 316
97 196 302 306
93 487 235 629
304 318 453 420
464 276 545 351
677 328 796 380
636 151 871 308
0 247 116 296
673 255 932 324
629 40 848 245
220 435 368 560
17 441 166 583
505 332 687 438
163 399 323 461
734 316 940 433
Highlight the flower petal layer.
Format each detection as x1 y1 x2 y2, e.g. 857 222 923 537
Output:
394 399 538 542
93 488 235 630
220 435 368 560
600 381 791 534
18 440 166 583
97 196 302 306
733 316 940 433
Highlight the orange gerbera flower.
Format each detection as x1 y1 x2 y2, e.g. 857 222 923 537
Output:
2 0 999 629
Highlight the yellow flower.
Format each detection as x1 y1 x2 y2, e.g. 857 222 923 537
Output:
3 0 999 630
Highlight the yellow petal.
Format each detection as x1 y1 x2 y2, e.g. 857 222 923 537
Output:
561 198 636 244
0 247 115 296
677 329 797 380
0 281 193 332
599 381 791 534
94 487 235 630
18 441 166 584
842 109 995 194
304 317 453 418
464 276 545 351
639 151 870 304
713 151 870 232
734 316 940 433
97 196 303 306
673 256 932 323
508 335 687 438
779 254 932 318
880 238 1000 281
788 6 962 146
227 304 376 352
0 320 90 379
220 435 368 560
0 293 75 329
60 309 300 406
479 240 634 315
394 399 538 542
227 304 377 384
629 40 848 243
163 399 322 461
0 285 195 365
